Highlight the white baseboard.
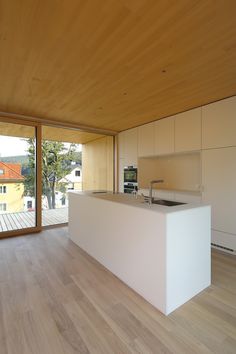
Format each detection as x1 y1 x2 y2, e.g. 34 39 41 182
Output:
211 229 236 255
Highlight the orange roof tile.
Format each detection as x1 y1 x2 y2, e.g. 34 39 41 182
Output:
0 162 24 181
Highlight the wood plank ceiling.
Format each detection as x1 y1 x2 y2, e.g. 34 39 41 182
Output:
0 121 105 144
0 0 236 132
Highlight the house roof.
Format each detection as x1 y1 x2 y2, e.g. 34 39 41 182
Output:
59 166 82 184
0 162 24 181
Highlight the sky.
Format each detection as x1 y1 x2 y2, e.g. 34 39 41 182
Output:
0 136 28 157
0 136 82 157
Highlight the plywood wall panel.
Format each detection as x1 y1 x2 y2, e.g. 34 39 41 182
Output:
82 136 114 191
138 153 201 192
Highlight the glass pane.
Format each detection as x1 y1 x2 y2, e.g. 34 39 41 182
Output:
42 126 83 226
0 122 36 233
41 126 111 227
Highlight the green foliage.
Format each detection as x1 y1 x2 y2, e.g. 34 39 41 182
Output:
24 139 78 209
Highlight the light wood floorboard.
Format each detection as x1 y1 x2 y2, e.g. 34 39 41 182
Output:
0 227 235 354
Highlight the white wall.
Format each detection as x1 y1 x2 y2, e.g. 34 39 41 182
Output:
118 96 236 252
63 166 82 183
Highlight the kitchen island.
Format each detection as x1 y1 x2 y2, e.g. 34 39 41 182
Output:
68 191 211 315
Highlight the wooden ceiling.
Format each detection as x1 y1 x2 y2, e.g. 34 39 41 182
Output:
0 121 104 144
0 0 236 132
42 126 104 144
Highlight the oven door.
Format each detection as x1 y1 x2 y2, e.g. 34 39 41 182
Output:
124 182 138 194
124 167 137 183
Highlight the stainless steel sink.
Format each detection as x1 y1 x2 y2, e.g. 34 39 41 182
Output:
153 199 185 206
143 198 186 206
92 191 108 194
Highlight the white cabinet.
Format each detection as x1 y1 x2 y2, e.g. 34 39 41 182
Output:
118 128 138 166
118 158 125 192
138 109 201 156
118 128 138 191
118 131 125 159
202 147 236 236
125 128 138 165
202 96 236 149
154 117 174 155
138 122 155 157
175 108 201 152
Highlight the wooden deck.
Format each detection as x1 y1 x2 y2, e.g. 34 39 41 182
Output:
0 208 68 231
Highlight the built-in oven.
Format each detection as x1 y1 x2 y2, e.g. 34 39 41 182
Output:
123 166 138 193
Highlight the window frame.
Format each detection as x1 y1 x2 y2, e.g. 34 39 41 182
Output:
0 117 42 238
0 185 7 194
27 200 33 209
0 203 7 211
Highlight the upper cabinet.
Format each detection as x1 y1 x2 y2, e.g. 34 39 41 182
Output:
175 108 201 152
138 122 155 157
202 96 236 149
119 96 236 159
154 116 174 155
118 127 138 166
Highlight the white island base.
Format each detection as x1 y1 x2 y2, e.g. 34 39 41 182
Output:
69 192 211 315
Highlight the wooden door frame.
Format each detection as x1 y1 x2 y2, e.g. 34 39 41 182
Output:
0 117 42 238
0 117 117 238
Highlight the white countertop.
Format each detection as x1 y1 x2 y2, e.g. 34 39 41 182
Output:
68 190 209 214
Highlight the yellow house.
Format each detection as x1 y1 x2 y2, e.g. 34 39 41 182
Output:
0 162 24 213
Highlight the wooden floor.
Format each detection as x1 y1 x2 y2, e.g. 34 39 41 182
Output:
0 208 68 231
0 227 235 354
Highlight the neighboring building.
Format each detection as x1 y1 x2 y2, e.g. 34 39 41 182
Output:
24 193 67 211
41 192 68 210
0 162 24 213
59 165 82 191
23 166 82 211
23 195 35 211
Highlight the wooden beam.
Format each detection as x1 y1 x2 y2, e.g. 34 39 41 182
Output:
36 125 42 230
0 111 117 136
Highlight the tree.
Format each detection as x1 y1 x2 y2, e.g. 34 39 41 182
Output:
24 139 78 209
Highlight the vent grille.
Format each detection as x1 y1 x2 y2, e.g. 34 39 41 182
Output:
211 243 235 253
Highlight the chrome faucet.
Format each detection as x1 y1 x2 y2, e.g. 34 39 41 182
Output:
149 179 164 204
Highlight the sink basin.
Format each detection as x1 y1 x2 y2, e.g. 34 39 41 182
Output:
92 191 108 194
153 199 186 206
144 199 186 206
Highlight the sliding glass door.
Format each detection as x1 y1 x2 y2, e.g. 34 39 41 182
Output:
41 126 82 226
0 120 41 236
0 118 114 235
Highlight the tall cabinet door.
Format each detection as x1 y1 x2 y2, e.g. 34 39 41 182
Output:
202 96 236 149
124 128 138 166
154 117 174 155
175 108 201 153
202 147 236 236
138 122 155 157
